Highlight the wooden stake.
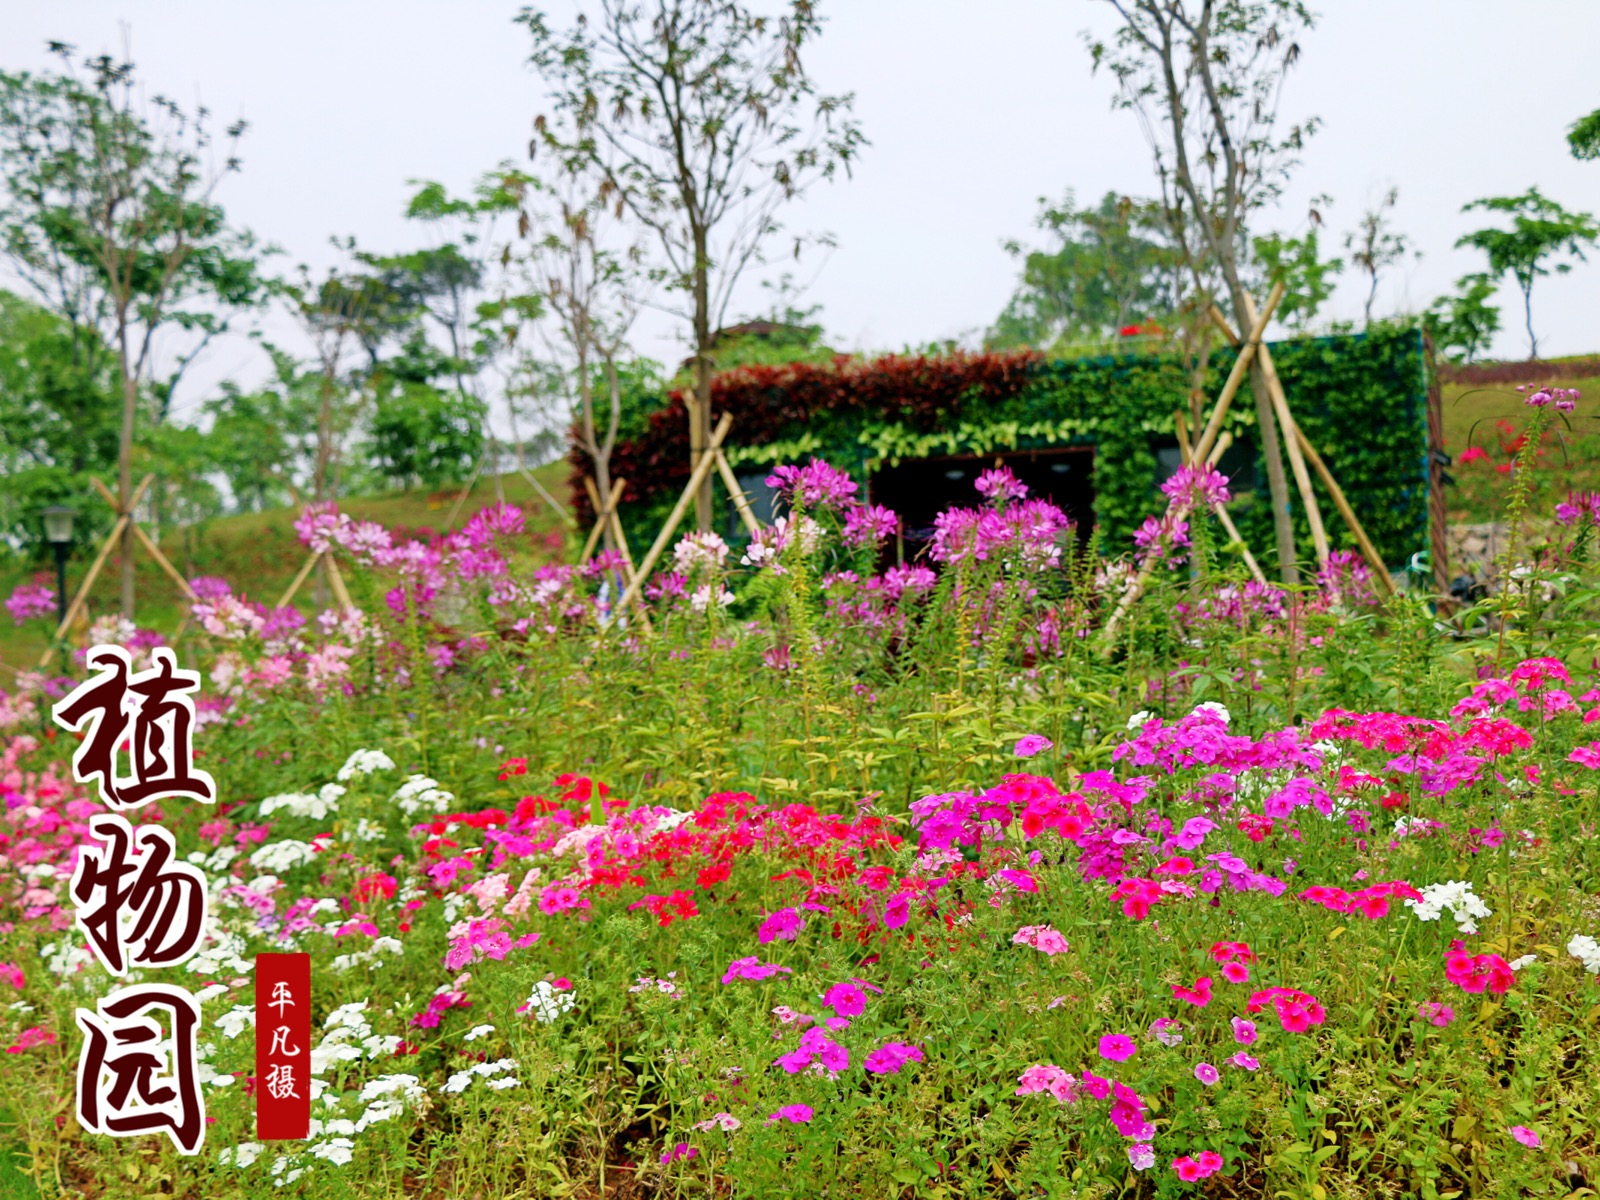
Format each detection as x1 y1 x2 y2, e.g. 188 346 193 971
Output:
89 478 198 601
1211 307 1391 594
616 412 734 616
579 476 627 564
326 554 355 611
1192 280 1286 465
714 450 763 538
277 551 322 609
39 475 156 668
1291 425 1397 597
514 442 577 529
444 452 488 530
1238 295 1330 566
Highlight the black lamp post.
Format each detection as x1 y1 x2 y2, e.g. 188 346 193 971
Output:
41 506 75 631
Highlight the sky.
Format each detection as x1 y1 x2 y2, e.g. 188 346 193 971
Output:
4 0 1598 430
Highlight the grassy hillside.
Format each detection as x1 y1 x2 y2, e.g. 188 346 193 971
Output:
1 462 575 674
1438 368 1600 526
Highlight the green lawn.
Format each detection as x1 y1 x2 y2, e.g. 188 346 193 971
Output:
1438 373 1600 526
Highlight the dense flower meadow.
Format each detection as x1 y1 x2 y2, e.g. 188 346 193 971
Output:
2 389 1599 1198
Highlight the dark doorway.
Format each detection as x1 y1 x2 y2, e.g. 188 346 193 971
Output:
868 446 1096 562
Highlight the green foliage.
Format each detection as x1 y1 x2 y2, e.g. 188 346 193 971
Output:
1569 106 1600 160
608 329 1432 566
366 334 487 489
1456 187 1599 358
988 190 1181 349
1252 228 1344 331
1423 274 1502 364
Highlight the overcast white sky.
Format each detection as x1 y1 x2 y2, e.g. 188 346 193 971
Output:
5 1 1599 423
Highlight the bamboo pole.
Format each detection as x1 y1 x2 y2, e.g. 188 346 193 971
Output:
1210 307 1393 595
1292 426 1397 597
326 554 355 611
443 451 488 530
1192 280 1286 465
615 412 733 616
89 478 198 601
714 450 763 538
276 551 322 609
1238 295 1330 566
514 447 577 529
579 476 628 564
39 475 155 668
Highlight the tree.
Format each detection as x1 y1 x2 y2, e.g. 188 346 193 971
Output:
508 166 638 556
989 190 1182 349
0 288 119 550
1251 227 1342 332
0 44 266 617
1570 108 1600 161
365 333 487 490
521 0 866 531
1456 187 1598 359
1343 187 1414 325
1089 0 1318 582
1422 274 1500 365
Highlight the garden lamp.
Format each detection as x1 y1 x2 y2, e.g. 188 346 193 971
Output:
41 506 75 632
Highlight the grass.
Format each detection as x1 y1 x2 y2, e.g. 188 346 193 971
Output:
1439 374 1600 527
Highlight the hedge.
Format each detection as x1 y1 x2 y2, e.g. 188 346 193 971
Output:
571 323 1432 569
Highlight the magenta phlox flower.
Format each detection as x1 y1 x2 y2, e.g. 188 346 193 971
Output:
1012 733 1054 760
659 1142 697 1164
1568 742 1600 770
765 1104 815 1125
862 1041 925 1075
1148 1017 1183 1047
1193 1062 1220 1086
1509 1124 1542 1148
1231 1016 1257 1044
758 907 806 944
775 1026 848 1075
1011 924 1070 955
721 956 793 985
1172 1150 1224 1181
1229 1051 1260 1071
1128 1143 1156 1170
1416 1001 1455 1026
1098 1034 1137 1062
1015 1063 1078 1103
821 982 867 1018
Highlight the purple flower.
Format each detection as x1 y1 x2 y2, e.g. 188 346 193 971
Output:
1194 1062 1220 1086
1097 1034 1137 1062
974 466 1028 504
5 582 55 625
767 459 858 511
1509 1124 1542 1148
1229 1051 1260 1071
862 1041 924 1075
766 1104 814 1125
659 1142 697 1164
1013 734 1053 758
842 504 900 547
1231 1016 1258 1045
758 908 805 944
821 982 867 1018
721 956 793 985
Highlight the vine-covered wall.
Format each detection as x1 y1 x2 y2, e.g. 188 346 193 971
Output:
574 324 1431 567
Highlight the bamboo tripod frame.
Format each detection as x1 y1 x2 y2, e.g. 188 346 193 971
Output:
1208 306 1395 597
39 474 197 669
